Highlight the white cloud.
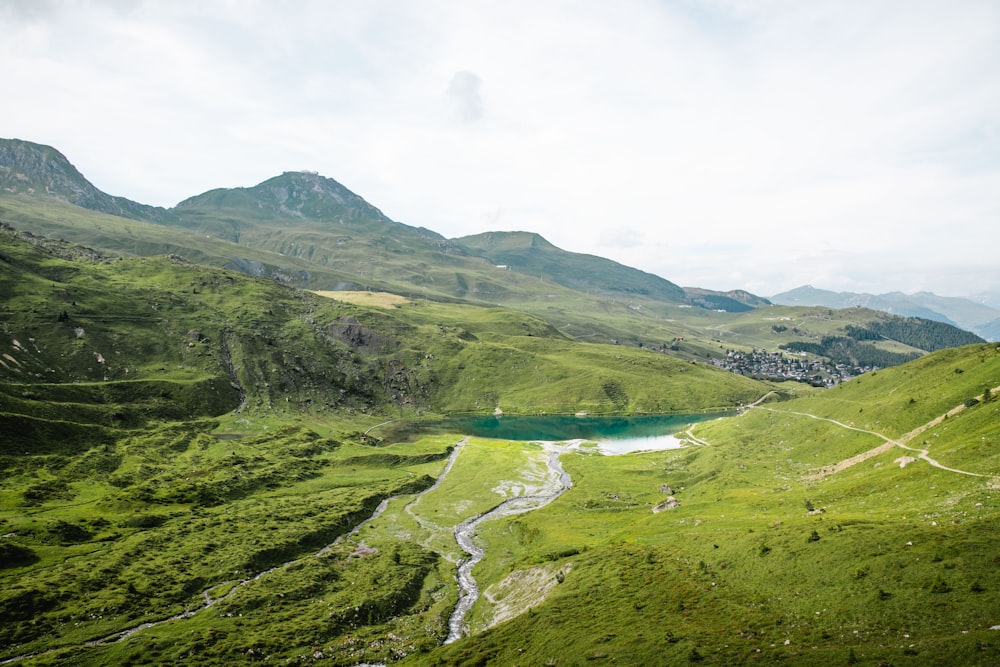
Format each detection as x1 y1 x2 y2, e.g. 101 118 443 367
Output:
1 0 998 297
447 71 484 123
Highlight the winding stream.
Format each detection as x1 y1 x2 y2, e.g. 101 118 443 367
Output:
445 443 575 644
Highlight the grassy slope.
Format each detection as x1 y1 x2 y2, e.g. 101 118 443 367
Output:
3 192 959 371
0 421 455 665
0 227 777 664
2 204 997 664
405 343 999 666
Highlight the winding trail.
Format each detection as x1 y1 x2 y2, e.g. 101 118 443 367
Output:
754 386 1000 481
445 442 576 644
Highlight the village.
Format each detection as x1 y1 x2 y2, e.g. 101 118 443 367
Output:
708 348 877 387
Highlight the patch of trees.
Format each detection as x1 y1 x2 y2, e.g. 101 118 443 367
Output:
844 318 983 352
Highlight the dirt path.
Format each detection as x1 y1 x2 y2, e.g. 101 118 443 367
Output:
757 385 1000 481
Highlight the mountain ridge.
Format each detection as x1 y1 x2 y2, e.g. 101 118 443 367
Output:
0 137 168 222
0 138 986 359
772 284 1000 341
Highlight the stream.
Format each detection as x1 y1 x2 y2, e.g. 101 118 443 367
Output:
445 443 575 644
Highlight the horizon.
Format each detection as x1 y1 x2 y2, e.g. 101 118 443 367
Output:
2 1 998 298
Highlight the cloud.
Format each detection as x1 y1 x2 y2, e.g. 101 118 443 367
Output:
0 0 61 22
598 227 644 249
446 70 484 123
1 0 998 297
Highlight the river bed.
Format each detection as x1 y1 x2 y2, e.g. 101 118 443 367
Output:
445 443 576 643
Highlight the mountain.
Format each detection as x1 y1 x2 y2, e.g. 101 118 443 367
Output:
0 139 984 367
454 230 688 303
970 289 1000 310
169 170 443 242
0 223 769 418
772 284 1000 341
0 138 167 222
1 225 996 664
682 286 772 312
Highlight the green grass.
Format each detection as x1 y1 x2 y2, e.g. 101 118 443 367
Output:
3 192 965 377
2 212 998 665
2 344 997 665
397 345 999 666
0 420 454 664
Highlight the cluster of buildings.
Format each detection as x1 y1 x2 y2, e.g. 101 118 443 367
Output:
709 349 875 386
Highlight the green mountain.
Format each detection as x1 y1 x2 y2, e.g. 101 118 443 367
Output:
0 138 167 223
454 230 688 303
0 229 996 663
1 138 979 375
682 286 773 312
0 223 769 420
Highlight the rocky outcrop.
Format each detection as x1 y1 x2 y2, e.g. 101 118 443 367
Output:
653 496 680 512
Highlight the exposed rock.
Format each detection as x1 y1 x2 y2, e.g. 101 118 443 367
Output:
653 496 680 512
659 484 674 495
328 316 394 353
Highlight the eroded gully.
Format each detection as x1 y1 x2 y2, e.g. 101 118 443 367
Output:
445 442 576 644
2 440 470 665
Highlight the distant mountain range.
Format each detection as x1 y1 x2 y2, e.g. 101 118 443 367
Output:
771 285 1000 342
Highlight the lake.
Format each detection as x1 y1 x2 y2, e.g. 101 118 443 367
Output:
432 413 730 454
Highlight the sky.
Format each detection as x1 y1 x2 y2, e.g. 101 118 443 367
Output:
3 0 999 298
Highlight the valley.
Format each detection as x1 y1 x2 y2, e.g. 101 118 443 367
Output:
1 139 998 665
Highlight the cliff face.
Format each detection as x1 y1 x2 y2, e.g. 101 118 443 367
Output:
0 138 167 222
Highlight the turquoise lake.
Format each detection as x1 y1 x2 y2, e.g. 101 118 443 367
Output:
436 412 731 446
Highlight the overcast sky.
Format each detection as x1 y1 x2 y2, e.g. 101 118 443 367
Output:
3 0 999 298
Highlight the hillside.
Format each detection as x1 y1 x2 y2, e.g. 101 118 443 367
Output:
2 319 996 665
454 230 688 304
0 138 167 223
0 138 981 377
0 221 779 665
0 224 769 421
413 342 1000 666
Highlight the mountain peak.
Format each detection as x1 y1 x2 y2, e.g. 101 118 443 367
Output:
0 138 166 221
454 230 557 253
174 170 393 225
